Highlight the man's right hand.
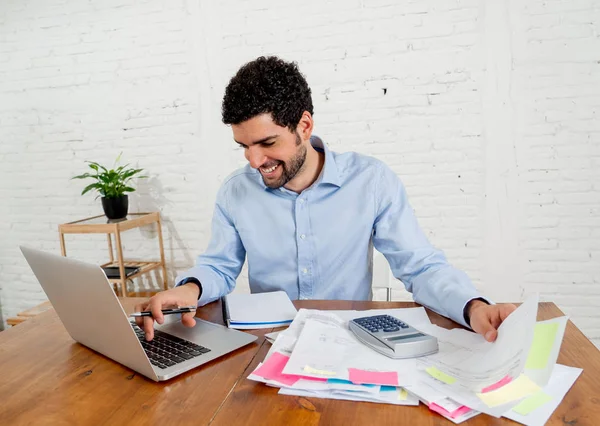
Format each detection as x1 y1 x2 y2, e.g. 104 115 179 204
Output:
133 283 200 341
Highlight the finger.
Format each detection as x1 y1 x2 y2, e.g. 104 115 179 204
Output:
133 302 149 328
142 315 155 341
181 311 196 328
491 308 503 330
472 310 497 342
146 297 165 326
485 328 498 342
500 303 517 320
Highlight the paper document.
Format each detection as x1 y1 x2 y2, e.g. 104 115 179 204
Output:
523 317 568 387
503 364 582 426
223 291 297 329
418 293 539 393
282 318 420 385
246 301 579 423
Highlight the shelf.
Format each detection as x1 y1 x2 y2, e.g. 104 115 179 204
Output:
101 260 162 282
59 212 168 297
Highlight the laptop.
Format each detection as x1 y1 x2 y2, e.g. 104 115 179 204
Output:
20 246 257 382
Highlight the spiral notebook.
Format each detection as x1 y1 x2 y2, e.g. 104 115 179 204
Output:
222 291 298 329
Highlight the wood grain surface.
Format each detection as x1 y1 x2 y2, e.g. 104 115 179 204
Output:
1 299 598 425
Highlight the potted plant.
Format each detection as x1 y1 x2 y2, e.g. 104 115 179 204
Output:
72 154 146 220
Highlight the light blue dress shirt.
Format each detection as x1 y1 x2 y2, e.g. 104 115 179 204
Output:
177 136 483 327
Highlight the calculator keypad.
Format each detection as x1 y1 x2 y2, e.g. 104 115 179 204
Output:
353 315 410 333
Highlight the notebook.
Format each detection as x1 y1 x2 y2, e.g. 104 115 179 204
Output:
222 291 298 329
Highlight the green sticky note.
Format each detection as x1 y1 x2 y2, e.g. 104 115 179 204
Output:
426 367 456 384
512 391 553 415
525 322 559 369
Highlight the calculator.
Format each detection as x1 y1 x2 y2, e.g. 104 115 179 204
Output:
349 314 438 359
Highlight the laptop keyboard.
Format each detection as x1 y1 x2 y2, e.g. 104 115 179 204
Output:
131 322 211 369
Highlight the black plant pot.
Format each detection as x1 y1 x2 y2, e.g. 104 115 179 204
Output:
101 195 129 220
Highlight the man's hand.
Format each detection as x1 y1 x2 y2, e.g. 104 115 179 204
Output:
467 300 517 342
133 283 200 341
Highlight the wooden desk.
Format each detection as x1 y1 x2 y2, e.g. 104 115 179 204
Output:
0 300 598 425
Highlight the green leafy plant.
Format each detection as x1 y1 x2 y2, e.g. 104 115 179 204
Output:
72 153 146 199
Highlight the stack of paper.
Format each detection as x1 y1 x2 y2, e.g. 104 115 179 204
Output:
247 294 582 424
223 290 297 329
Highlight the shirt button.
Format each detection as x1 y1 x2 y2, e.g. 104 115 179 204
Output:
299 199 305 204
300 234 306 239
302 268 308 274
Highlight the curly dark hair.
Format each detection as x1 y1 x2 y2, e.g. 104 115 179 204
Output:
222 56 314 132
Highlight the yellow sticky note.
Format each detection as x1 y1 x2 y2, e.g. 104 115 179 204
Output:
477 375 541 407
398 388 408 401
525 322 559 369
303 365 336 376
426 367 456 384
512 391 553 415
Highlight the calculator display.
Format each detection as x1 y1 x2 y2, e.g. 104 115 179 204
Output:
386 333 424 342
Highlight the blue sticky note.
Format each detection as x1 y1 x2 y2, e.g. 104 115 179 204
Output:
327 378 376 388
380 385 397 392
327 378 352 384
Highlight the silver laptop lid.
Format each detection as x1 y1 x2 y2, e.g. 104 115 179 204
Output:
20 246 157 381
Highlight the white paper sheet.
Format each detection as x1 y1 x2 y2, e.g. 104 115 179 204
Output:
524 316 568 387
418 293 539 392
281 318 418 385
503 364 582 426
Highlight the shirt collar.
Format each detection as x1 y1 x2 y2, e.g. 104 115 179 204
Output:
310 135 341 188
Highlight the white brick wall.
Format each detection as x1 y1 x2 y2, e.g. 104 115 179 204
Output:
1 0 599 348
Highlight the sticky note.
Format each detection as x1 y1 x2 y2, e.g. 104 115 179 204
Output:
426 367 456 384
348 368 399 386
429 403 472 419
303 365 337 376
477 374 541 407
328 378 376 388
526 322 559 369
481 375 512 393
253 352 327 386
398 388 408 401
512 391 553 415
380 385 397 392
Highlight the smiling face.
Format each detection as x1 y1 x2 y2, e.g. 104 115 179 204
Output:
233 113 308 189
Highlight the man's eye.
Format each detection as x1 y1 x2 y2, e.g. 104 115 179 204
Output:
236 144 248 150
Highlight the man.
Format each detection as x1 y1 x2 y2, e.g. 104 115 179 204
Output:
136 56 515 342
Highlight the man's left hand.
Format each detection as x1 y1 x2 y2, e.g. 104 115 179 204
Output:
467 300 517 342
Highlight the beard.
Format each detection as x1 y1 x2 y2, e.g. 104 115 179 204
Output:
262 132 307 189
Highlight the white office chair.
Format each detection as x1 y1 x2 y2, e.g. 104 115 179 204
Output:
372 251 413 302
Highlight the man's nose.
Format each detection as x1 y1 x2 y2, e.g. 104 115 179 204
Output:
246 146 266 169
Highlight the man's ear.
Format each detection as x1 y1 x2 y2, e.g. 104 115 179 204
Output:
296 111 314 141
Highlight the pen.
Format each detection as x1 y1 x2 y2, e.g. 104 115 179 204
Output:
129 306 197 318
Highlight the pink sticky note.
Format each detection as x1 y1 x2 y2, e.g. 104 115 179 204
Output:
253 352 327 387
348 368 398 386
429 403 472 419
481 375 513 393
